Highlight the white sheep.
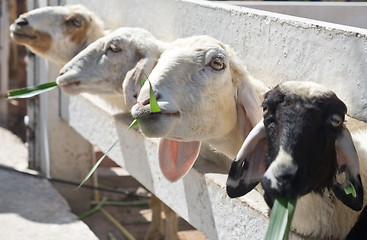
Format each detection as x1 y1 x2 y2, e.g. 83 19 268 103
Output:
9 5 106 66
55 27 176 239
56 27 167 109
10 6 177 240
226 81 367 239
131 35 268 182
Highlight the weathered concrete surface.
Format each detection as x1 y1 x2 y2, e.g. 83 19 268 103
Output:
0 127 98 240
225 1 367 29
66 0 367 121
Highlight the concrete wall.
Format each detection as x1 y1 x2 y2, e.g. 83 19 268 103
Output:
65 0 367 121
225 1 367 30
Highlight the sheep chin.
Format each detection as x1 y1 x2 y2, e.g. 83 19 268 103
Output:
136 113 179 139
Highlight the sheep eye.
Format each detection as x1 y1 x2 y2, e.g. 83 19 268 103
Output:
67 17 82 28
109 43 121 52
210 57 225 71
330 114 343 127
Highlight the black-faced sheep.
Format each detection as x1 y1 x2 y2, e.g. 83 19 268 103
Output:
226 81 367 239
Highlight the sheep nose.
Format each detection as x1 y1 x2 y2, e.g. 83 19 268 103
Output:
275 172 295 186
15 17 28 26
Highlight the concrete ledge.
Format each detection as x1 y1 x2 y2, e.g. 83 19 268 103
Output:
65 95 303 240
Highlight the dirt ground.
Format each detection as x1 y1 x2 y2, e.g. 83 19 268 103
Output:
77 166 209 240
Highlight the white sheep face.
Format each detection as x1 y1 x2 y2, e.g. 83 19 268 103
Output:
132 35 262 182
132 36 238 143
9 5 104 66
56 28 164 108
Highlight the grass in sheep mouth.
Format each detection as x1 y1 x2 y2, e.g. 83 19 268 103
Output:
266 197 297 240
266 179 357 240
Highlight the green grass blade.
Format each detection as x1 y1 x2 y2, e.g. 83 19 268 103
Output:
283 198 297 240
140 78 146 87
108 232 117 240
78 197 107 220
265 197 297 240
344 180 357 197
8 81 58 99
76 119 139 189
148 80 161 113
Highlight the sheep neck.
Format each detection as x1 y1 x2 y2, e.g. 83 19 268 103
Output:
205 123 243 160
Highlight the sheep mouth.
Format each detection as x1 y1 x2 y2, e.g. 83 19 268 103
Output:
12 30 37 40
57 80 81 88
132 104 180 119
138 110 180 119
261 176 306 208
159 111 180 117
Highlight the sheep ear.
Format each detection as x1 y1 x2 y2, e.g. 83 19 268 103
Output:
234 72 262 139
332 126 364 211
226 120 267 198
122 57 157 108
158 139 201 182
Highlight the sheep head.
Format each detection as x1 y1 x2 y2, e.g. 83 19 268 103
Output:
9 5 105 66
56 27 164 108
131 35 262 182
226 81 363 211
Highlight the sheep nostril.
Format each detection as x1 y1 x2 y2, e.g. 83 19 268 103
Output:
140 97 150 106
154 92 161 101
138 91 160 106
16 17 28 26
58 69 68 76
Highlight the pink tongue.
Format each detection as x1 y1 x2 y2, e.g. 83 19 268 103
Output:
158 139 201 182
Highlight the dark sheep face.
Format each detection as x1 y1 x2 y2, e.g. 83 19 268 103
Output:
226 81 363 211
260 84 346 206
